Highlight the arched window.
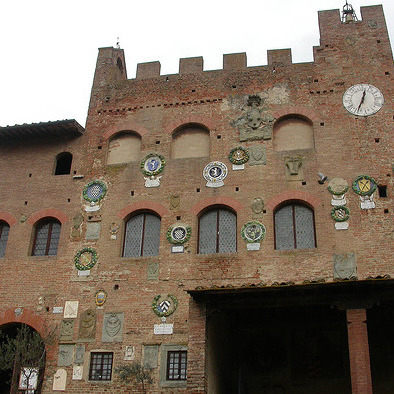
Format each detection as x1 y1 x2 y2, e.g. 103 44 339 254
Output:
32 218 61 256
0 221 10 258
274 202 316 250
123 212 161 257
55 152 73 175
198 207 237 254
172 123 210 159
273 115 314 151
107 132 141 165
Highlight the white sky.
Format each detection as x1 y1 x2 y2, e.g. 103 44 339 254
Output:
0 0 392 128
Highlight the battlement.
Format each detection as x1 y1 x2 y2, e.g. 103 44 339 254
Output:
89 3 392 109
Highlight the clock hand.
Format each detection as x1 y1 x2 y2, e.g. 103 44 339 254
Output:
357 90 366 112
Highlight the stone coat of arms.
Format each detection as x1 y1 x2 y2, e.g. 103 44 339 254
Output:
232 95 275 142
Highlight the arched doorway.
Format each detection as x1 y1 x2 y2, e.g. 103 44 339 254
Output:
0 323 46 394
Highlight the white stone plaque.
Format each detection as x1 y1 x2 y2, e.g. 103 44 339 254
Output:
78 270 90 276
85 204 100 212
72 365 83 380
154 323 173 335
232 164 244 170
331 198 347 206
144 176 161 188
335 222 349 230
246 242 260 251
53 307 63 314
64 301 79 319
361 201 375 209
53 368 67 391
171 245 184 253
124 345 135 361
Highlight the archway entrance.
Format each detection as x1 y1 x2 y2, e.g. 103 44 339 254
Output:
0 323 46 394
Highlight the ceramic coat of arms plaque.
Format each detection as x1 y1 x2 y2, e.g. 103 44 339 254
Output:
203 161 228 187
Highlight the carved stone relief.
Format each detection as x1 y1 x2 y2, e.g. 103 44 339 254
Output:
59 319 74 342
58 345 74 367
74 344 85 365
170 195 180 210
144 345 159 368
251 197 264 214
147 262 159 280
285 157 304 180
102 312 124 342
85 222 101 240
333 252 357 280
232 95 275 141
248 145 266 166
78 309 97 341
71 213 84 238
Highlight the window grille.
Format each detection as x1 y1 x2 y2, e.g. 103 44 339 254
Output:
0 221 10 258
32 219 61 256
274 203 316 250
167 351 187 381
89 352 113 381
198 208 236 253
123 212 161 257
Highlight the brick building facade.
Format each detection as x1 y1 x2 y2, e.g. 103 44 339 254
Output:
0 4 392 393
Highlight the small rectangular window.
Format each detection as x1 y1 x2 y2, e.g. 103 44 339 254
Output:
378 185 387 198
166 351 187 381
89 352 113 381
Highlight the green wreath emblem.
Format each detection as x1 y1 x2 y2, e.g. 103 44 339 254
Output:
140 153 166 176
241 221 266 243
331 206 350 222
352 175 377 196
83 180 107 203
228 146 249 165
74 247 98 270
152 294 178 317
166 225 192 245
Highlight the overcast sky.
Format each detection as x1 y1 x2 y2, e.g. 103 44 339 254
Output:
0 0 392 128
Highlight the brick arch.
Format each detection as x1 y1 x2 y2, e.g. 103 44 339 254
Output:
191 197 244 216
272 106 321 123
0 308 46 338
103 120 150 141
165 116 217 136
117 201 169 220
266 191 321 211
0 212 18 226
26 209 69 225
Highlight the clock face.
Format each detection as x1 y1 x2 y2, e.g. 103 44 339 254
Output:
343 84 384 116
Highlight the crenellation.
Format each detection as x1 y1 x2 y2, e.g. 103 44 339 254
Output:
136 60 161 79
267 48 292 66
223 52 247 70
179 56 204 75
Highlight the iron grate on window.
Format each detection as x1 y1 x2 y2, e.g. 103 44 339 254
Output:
198 208 236 254
0 222 10 258
123 213 161 257
33 220 61 256
89 352 113 381
167 351 187 380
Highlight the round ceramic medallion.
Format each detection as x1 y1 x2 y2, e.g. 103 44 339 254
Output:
352 175 377 196
228 146 249 165
203 161 228 187
74 247 98 271
152 294 178 317
140 153 165 176
331 206 350 222
83 181 107 203
241 221 266 243
167 224 191 245
327 178 349 195
95 290 107 306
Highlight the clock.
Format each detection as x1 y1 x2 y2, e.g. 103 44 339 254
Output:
343 84 384 116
